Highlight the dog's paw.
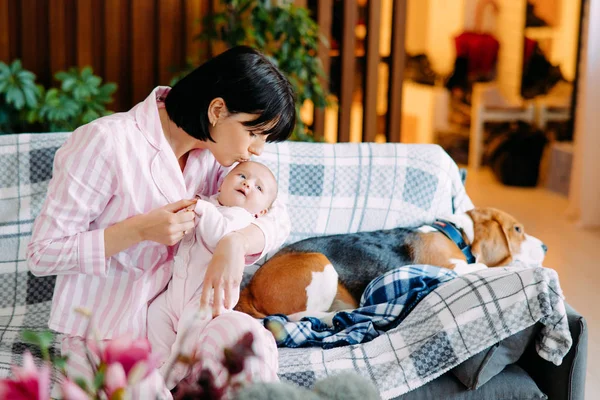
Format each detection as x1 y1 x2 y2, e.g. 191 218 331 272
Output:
452 260 489 275
470 262 489 272
288 310 338 327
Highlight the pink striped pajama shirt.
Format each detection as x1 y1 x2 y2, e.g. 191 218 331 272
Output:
27 87 290 397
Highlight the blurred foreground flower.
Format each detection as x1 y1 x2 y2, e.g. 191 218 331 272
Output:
1 315 260 399
92 335 159 385
0 351 51 400
172 332 256 400
60 379 89 400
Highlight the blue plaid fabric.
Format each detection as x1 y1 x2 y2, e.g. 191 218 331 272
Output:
264 265 457 348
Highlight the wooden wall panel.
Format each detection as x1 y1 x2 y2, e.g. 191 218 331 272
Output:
104 0 131 111
49 0 76 74
0 0 10 61
363 0 382 142
338 0 358 142
185 0 210 66
20 0 50 83
76 0 104 76
158 0 185 86
76 0 93 68
49 0 67 73
131 0 156 104
388 0 408 143
313 0 333 141
0 1 406 142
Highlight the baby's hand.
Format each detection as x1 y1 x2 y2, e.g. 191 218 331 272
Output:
192 199 214 218
182 204 196 212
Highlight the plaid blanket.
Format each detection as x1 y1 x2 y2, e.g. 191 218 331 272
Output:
264 265 457 348
277 264 572 399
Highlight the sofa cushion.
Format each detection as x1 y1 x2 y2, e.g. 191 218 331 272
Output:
395 364 547 399
451 323 541 390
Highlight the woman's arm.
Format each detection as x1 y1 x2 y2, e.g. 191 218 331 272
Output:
27 125 116 277
27 124 196 276
104 199 197 258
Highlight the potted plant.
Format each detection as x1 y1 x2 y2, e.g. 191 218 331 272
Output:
0 60 42 133
0 60 117 134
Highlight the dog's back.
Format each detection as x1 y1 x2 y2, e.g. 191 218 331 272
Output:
279 228 419 301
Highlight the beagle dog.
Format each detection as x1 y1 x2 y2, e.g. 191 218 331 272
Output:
235 207 547 322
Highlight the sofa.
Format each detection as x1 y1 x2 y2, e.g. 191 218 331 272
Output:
0 132 587 399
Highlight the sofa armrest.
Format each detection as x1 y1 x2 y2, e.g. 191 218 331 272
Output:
518 302 588 400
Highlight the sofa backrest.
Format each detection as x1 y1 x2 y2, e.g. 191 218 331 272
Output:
260 141 473 245
0 132 474 267
0 132 473 248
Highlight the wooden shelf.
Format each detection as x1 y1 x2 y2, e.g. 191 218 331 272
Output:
525 26 558 40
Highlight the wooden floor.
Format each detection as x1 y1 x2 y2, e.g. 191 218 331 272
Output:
465 167 600 399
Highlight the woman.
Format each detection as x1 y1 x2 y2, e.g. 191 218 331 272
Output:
27 46 295 397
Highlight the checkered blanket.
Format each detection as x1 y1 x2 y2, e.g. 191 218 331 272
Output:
0 132 570 399
264 265 458 348
277 265 571 399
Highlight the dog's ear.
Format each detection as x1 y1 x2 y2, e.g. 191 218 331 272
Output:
469 209 513 267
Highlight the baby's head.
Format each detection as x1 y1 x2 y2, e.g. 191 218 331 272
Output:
218 161 278 217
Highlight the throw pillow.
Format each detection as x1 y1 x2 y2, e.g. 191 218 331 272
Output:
451 323 541 390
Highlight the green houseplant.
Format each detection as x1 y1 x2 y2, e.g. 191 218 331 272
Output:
0 61 117 134
0 60 42 133
175 0 331 141
37 66 117 132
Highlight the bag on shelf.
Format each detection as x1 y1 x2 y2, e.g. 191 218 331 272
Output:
485 121 548 187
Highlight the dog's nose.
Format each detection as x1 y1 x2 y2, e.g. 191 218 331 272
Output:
542 243 548 254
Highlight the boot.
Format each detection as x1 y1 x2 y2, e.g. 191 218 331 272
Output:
526 2 548 27
405 53 438 86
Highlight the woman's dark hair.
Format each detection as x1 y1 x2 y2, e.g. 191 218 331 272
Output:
165 46 296 143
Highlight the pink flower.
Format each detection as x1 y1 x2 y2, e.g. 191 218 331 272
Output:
60 379 90 400
0 351 50 400
104 363 127 398
93 336 159 383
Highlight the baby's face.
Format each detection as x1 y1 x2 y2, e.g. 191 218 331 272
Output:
218 161 277 216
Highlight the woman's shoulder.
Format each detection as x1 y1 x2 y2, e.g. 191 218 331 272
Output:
68 111 141 151
79 111 137 135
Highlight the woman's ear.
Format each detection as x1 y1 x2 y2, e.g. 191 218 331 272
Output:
208 97 227 125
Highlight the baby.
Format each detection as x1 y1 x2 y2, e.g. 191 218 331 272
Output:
147 160 278 386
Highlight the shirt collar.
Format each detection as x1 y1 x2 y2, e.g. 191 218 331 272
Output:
134 86 172 150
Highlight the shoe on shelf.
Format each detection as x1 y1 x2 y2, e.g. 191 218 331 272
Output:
526 2 549 27
405 53 439 86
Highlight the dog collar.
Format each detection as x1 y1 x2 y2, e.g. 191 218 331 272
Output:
431 219 477 264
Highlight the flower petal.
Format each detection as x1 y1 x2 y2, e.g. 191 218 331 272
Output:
105 363 127 397
61 379 89 400
12 351 36 380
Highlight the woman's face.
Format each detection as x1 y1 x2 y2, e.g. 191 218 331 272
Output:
206 112 270 167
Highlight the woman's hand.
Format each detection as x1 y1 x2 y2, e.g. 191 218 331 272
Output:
199 232 248 317
136 199 197 245
104 199 196 258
